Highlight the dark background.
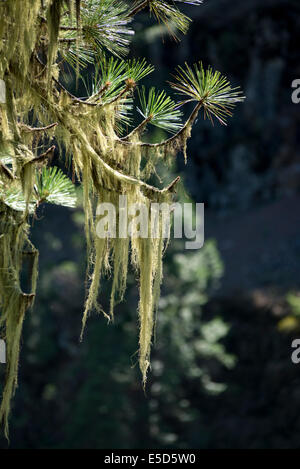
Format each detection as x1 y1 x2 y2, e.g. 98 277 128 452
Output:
1 0 300 449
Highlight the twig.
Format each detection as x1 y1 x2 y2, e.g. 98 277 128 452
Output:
162 176 180 193
87 82 111 103
128 0 150 18
21 292 35 310
121 115 152 141
58 37 77 43
77 132 181 198
17 67 189 199
60 26 79 31
0 162 14 180
35 55 133 109
117 101 202 149
35 54 99 107
20 122 58 132
31 145 55 163
140 100 202 148
106 80 135 106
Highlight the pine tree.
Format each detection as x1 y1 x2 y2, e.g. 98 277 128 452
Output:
0 0 244 437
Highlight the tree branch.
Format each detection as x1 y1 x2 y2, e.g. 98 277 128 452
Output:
77 131 180 199
141 100 202 148
35 54 99 107
31 145 55 163
87 82 111 103
105 79 136 106
0 162 14 180
58 37 77 43
60 26 79 31
163 176 180 193
20 122 58 133
121 115 152 141
128 0 150 18
117 101 202 149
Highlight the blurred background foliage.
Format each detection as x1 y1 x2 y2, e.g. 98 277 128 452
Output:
1 0 300 448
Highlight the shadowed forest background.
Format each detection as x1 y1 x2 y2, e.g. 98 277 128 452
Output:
1 0 300 449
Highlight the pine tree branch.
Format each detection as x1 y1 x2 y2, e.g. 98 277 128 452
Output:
105 79 136 106
0 162 15 180
31 145 55 163
117 100 202 148
35 54 99 106
163 175 180 193
121 115 152 141
20 122 58 133
128 1 150 18
21 293 35 310
60 26 79 30
140 100 202 148
23 60 191 197
35 55 130 109
77 131 180 198
58 37 77 43
87 82 111 102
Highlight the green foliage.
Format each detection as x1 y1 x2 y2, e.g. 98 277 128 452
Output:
170 62 245 124
83 56 154 128
286 293 300 317
125 58 154 82
62 44 95 69
277 293 300 333
159 240 235 384
0 220 230 449
0 167 76 212
89 56 128 99
0 185 36 213
137 86 182 133
60 0 134 63
0 0 244 437
148 0 199 36
80 0 133 57
35 167 77 208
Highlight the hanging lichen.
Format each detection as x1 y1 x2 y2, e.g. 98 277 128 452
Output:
0 0 245 437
